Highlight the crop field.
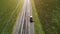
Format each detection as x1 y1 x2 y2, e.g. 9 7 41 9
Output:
34 0 60 34
0 0 23 34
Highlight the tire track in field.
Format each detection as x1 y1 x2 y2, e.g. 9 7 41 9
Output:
1 0 23 34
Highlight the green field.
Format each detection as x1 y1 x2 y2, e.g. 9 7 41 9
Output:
0 0 23 34
34 0 60 34
30 0 45 34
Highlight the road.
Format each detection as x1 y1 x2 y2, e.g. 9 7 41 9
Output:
12 0 34 34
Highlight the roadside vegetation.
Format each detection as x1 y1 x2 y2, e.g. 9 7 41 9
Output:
0 0 23 34
34 0 60 34
30 0 45 34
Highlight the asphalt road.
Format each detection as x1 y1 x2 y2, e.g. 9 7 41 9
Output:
12 0 34 34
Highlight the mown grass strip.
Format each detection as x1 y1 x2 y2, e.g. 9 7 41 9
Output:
30 0 45 34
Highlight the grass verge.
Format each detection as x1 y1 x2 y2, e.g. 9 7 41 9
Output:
30 0 45 34
34 0 60 34
0 0 23 34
